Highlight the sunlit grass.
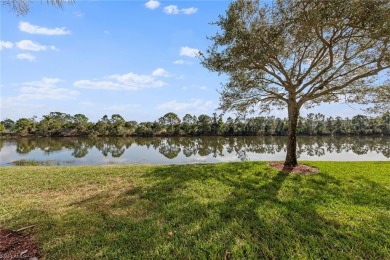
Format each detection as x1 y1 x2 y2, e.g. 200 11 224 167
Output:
1 162 389 258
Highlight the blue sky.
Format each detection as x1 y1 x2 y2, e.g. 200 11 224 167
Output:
0 0 373 122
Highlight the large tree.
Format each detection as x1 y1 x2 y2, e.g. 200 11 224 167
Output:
201 0 390 167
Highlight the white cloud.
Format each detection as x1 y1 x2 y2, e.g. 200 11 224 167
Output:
181 7 198 15
180 46 200 58
0 41 13 50
3 77 79 104
22 77 62 87
145 0 160 10
16 40 57 51
110 72 165 87
158 99 215 113
173 60 192 65
163 5 198 15
73 80 128 90
152 68 170 77
74 69 167 91
16 53 36 61
19 21 71 35
164 5 179 14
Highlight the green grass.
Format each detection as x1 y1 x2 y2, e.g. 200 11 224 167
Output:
1 162 389 259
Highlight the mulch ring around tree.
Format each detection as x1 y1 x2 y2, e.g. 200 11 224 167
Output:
0 228 41 260
268 162 318 175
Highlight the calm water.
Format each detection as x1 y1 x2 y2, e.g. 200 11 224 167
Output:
0 136 389 166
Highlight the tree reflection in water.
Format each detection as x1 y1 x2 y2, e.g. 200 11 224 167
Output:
1 136 389 163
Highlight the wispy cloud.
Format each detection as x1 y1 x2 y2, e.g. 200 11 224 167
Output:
16 53 36 61
19 21 71 35
73 11 84 17
152 68 170 77
73 80 127 90
16 40 57 51
180 46 200 58
3 77 79 104
158 99 215 113
181 7 197 15
145 0 160 10
163 5 197 15
0 41 13 50
173 60 192 65
74 69 169 91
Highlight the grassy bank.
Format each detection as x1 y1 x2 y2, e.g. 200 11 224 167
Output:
1 162 389 259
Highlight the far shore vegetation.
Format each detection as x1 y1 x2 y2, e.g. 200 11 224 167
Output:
1 161 389 258
1 111 389 138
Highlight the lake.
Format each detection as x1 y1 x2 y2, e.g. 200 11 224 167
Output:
0 136 389 166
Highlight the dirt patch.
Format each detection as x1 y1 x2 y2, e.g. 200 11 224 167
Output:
268 162 318 174
0 228 41 259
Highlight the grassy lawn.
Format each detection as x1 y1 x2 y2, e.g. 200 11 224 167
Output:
1 161 389 259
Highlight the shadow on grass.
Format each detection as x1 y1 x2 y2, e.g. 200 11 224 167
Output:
7 162 390 259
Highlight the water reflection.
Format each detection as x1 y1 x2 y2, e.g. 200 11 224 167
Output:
0 136 389 165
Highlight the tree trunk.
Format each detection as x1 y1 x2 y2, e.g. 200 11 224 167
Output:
284 101 299 167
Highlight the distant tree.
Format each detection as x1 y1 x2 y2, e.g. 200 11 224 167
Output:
37 112 72 136
135 122 154 137
110 114 126 135
159 112 181 135
224 117 235 135
326 116 334 135
1 119 15 132
197 114 212 135
380 112 390 135
72 114 90 135
201 0 390 167
352 115 369 135
94 115 111 136
124 120 138 136
15 118 35 136
211 112 223 135
265 116 277 136
2 0 73 15
182 114 197 135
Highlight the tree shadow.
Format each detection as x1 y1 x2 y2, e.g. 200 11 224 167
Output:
5 162 390 258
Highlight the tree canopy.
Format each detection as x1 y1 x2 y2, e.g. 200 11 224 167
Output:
2 0 72 15
201 0 390 167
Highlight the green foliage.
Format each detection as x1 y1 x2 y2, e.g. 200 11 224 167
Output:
2 112 390 137
1 119 15 132
201 0 390 113
2 0 73 15
14 118 35 136
159 112 181 135
201 0 390 166
1 162 389 258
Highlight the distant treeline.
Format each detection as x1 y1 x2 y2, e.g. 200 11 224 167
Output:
1 111 389 137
